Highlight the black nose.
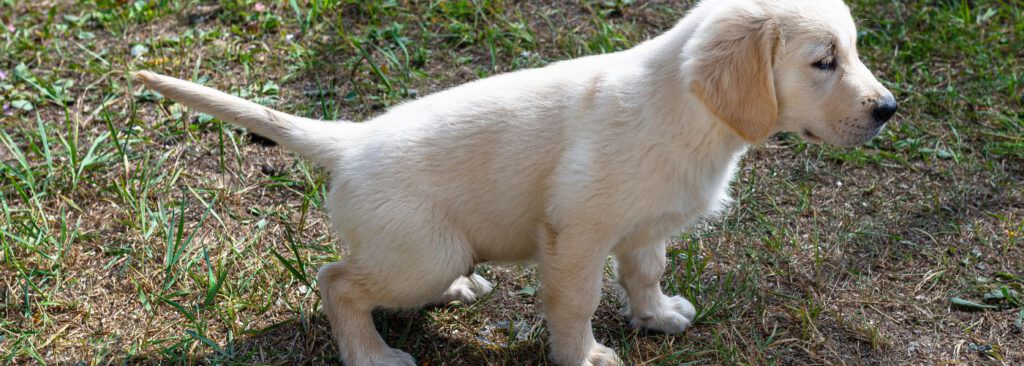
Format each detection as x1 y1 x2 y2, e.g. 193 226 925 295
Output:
872 95 898 125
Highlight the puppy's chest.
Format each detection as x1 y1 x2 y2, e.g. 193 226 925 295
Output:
606 128 744 217
636 155 738 217
659 179 731 229
618 172 734 252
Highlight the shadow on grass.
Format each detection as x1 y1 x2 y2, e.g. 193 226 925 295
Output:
119 308 552 365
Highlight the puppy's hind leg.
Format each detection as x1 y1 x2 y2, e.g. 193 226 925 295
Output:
318 222 476 365
318 261 416 366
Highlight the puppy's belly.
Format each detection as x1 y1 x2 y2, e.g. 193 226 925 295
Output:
461 216 541 263
473 238 538 263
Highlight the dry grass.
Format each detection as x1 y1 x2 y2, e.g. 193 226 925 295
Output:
1 0 1022 365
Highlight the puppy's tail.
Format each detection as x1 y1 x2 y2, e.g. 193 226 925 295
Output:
134 71 344 167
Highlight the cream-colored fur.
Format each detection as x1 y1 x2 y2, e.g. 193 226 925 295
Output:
136 0 896 364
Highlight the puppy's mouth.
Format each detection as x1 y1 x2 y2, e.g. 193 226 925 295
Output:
839 124 886 146
801 129 822 143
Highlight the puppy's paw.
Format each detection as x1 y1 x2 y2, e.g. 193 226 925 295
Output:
629 295 696 334
585 343 624 366
372 347 417 366
668 295 697 321
346 347 416 366
466 273 494 297
435 274 494 304
552 342 623 366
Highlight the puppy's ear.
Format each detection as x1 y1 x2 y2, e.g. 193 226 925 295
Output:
690 15 780 144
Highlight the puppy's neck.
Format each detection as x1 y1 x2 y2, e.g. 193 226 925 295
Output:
630 20 750 156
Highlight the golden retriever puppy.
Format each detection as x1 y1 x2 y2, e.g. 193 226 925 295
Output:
136 0 896 364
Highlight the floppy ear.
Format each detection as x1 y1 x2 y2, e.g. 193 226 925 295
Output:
690 15 780 144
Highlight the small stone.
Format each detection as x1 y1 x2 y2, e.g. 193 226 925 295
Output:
130 44 148 58
906 341 919 354
968 343 993 356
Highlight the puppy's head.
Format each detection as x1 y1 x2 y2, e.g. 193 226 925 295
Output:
685 0 897 146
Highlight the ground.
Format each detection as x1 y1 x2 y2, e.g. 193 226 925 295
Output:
1 0 1022 365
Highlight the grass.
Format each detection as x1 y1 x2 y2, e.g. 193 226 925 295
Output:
1 0 1022 364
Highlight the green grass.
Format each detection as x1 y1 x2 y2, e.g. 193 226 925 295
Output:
1 0 1022 364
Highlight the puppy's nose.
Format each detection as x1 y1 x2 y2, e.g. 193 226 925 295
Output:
872 94 898 125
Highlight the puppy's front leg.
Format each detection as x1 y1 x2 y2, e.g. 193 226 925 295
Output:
615 241 696 334
541 229 623 366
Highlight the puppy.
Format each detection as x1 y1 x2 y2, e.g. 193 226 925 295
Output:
136 0 896 364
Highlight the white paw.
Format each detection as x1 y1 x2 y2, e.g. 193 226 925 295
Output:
364 347 416 366
585 343 624 366
668 295 697 321
435 274 494 304
629 295 696 334
552 342 623 366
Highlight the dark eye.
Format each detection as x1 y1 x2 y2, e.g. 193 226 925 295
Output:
813 56 836 70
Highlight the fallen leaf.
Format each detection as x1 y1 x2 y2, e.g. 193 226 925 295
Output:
518 285 536 297
950 297 998 311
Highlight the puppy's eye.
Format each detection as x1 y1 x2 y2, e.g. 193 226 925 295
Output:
813 56 836 70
